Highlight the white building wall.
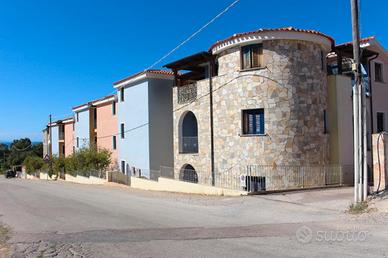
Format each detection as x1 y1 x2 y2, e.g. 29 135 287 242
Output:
74 108 90 150
118 80 150 176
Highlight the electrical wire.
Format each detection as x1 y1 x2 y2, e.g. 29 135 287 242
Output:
145 0 241 70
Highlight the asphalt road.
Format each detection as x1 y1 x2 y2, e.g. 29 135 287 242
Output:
0 178 388 257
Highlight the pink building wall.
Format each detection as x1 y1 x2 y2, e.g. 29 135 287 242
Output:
95 101 118 169
64 121 74 157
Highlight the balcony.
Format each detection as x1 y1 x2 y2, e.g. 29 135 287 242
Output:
178 83 197 104
180 137 198 154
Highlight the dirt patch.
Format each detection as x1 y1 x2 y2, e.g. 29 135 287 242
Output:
0 224 10 258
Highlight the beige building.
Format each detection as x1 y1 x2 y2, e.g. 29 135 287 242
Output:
327 36 388 183
165 27 334 183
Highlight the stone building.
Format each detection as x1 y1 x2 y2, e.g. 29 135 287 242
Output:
165 27 334 183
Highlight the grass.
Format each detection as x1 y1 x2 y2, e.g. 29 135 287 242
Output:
348 201 369 214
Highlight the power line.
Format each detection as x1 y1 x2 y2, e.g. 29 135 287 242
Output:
145 0 241 70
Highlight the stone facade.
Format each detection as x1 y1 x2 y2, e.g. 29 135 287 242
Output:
173 39 331 180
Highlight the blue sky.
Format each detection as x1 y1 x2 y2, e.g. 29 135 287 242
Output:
0 0 386 141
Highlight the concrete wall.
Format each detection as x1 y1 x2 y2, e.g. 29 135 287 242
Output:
64 121 74 157
130 177 246 196
95 100 118 169
369 46 388 133
327 75 354 166
118 80 150 175
65 174 106 185
74 108 90 150
51 125 59 156
148 79 174 171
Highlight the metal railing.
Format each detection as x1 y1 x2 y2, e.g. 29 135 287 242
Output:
177 83 197 104
179 137 198 153
160 164 353 193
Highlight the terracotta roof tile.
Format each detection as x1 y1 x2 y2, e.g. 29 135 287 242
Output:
336 36 375 47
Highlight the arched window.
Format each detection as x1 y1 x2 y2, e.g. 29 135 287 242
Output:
179 111 198 153
180 164 198 183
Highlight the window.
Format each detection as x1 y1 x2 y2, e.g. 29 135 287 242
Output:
120 123 125 139
113 136 117 150
121 161 126 174
112 102 116 115
120 88 125 102
375 63 383 82
76 137 79 148
323 110 328 134
321 51 325 71
93 108 97 129
242 109 265 135
94 136 97 144
377 112 385 133
61 145 65 155
72 122 75 131
76 112 79 122
241 44 263 70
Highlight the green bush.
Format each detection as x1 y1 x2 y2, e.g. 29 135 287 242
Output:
23 156 47 174
63 146 111 177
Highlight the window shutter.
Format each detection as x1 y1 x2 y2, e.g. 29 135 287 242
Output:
242 47 251 69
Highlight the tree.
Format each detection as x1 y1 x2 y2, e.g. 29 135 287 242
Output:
0 143 10 172
23 156 46 175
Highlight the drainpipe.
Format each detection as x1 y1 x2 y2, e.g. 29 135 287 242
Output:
368 53 379 134
368 53 379 189
209 58 215 186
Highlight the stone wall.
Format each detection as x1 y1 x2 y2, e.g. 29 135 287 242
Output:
173 39 330 179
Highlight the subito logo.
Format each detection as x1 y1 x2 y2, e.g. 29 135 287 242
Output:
296 226 313 244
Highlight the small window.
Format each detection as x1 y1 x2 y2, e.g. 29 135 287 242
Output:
76 112 79 122
242 109 265 135
72 122 75 131
121 160 126 174
93 108 97 129
120 88 125 102
323 110 328 134
120 123 125 139
377 112 385 133
241 44 263 70
113 136 117 150
375 63 383 82
112 102 116 115
76 137 79 148
321 51 325 71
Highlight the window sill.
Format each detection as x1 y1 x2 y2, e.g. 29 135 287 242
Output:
239 133 268 137
179 152 199 155
240 67 267 73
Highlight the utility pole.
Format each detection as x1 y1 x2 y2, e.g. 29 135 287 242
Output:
351 0 367 202
49 114 53 178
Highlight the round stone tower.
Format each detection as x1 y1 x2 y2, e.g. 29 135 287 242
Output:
209 27 334 167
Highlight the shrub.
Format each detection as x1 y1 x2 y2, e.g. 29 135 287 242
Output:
23 156 46 174
64 146 111 177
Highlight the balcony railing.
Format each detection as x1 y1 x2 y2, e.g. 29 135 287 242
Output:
180 136 198 154
178 83 197 104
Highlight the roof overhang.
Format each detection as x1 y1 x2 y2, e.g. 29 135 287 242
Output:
210 28 334 55
164 52 213 71
72 104 89 113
